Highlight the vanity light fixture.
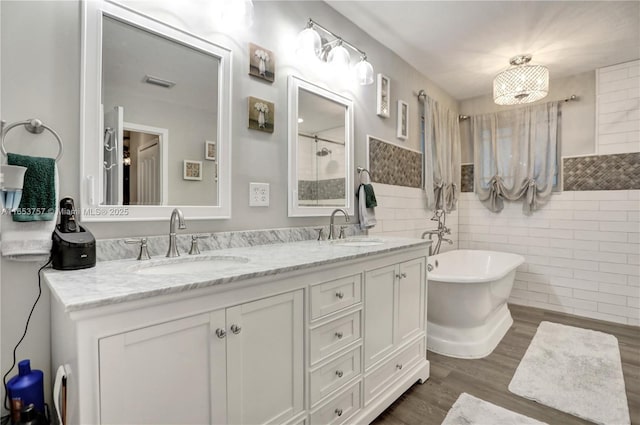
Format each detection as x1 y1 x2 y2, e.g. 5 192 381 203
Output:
493 54 549 105
143 75 176 89
295 18 374 85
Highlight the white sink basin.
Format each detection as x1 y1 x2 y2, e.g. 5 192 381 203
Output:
331 238 385 247
133 255 250 275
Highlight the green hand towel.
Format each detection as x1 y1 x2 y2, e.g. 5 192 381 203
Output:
8 153 56 222
363 184 377 208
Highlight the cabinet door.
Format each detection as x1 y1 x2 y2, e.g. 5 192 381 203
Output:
226 290 304 425
395 258 426 345
364 264 397 368
99 311 227 424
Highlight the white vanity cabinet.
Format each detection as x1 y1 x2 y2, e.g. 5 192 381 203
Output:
48 240 429 425
97 291 303 425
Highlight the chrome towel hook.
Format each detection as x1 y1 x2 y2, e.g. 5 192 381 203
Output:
1 118 64 162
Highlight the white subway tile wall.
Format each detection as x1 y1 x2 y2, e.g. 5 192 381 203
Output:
368 183 458 253
458 191 640 325
597 60 640 155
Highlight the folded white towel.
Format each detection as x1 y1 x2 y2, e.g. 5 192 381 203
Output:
358 184 377 230
1 165 58 261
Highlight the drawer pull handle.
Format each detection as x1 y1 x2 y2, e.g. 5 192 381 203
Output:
395 274 401 280
215 328 226 339
230 324 242 335
401 272 407 278
335 370 344 378
335 408 343 417
396 363 403 370
335 291 345 299
335 331 344 339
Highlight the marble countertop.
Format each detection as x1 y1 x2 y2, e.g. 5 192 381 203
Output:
44 236 430 312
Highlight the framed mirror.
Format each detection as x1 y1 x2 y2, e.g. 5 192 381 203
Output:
288 76 354 217
80 0 232 221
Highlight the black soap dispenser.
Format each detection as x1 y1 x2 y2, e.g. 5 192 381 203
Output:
51 197 96 270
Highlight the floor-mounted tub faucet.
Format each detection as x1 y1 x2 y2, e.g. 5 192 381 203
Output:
167 208 187 257
421 209 452 256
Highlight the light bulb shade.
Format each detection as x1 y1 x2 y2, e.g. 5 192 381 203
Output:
493 63 549 105
355 59 374 85
296 27 321 60
328 44 351 71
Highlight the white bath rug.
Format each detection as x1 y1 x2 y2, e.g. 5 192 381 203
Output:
509 321 630 425
441 393 547 425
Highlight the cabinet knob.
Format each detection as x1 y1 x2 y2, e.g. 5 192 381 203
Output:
335 370 344 378
395 274 401 280
335 291 345 299
401 272 407 278
335 408 343 417
396 363 403 370
230 324 242 335
335 331 344 339
215 328 227 339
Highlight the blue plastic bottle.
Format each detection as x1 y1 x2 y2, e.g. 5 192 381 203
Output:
7 360 45 422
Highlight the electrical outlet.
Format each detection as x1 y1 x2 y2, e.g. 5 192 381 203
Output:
249 182 270 207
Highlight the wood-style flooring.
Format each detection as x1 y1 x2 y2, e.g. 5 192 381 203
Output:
372 304 640 425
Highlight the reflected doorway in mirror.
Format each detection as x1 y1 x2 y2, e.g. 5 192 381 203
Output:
248 97 274 133
183 160 203 181
249 43 275 82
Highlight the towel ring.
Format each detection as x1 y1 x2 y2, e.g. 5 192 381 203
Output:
1 118 64 163
357 166 372 184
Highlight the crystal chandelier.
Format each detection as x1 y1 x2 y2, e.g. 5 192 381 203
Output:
493 54 549 105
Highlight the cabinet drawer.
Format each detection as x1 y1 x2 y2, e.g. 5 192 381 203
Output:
310 311 361 365
311 274 361 320
310 346 362 406
310 382 361 425
364 339 425 405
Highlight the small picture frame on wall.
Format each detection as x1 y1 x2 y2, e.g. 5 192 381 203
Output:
248 96 274 133
249 43 275 83
183 160 202 181
205 140 217 161
397 100 408 140
376 74 390 118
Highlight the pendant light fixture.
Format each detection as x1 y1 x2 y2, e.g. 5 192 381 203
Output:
493 54 549 105
295 18 374 86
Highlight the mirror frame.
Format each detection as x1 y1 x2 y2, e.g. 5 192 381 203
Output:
80 0 232 221
287 76 355 217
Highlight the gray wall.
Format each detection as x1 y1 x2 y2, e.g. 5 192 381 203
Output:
459 70 597 163
0 0 457 411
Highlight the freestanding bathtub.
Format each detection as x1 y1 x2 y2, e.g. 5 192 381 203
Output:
427 250 525 359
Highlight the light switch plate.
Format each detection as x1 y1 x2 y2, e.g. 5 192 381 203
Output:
249 182 269 207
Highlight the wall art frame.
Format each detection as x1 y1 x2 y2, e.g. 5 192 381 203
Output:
397 100 408 140
183 160 203 181
376 73 390 118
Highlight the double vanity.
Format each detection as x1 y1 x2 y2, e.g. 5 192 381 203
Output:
56 1 432 423
45 235 430 424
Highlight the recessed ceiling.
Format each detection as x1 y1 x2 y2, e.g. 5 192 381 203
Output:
326 1 640 100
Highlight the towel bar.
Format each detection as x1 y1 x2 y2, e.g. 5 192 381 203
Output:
1 118 64 162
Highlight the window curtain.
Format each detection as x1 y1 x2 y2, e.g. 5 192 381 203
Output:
421 95 461 212
472 102 559 214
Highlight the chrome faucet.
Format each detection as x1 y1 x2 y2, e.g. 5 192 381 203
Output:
166 208 187 257
328 208 350 240
421 209 452 256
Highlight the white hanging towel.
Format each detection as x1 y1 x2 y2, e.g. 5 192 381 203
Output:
358 183 377 230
